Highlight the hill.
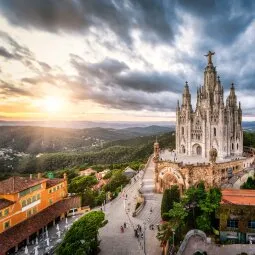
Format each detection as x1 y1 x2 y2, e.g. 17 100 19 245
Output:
0 125 170 154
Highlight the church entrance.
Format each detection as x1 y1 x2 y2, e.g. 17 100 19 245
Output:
192 144 202 156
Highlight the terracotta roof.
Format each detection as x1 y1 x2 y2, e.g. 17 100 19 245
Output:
0 199 14 210
0 196 81 254
46 178 65 188
221 189 255 206
0 177 46 194
79 168 96 174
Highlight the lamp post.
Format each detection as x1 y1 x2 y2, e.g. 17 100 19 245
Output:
143 221 146 255
171 228 175 248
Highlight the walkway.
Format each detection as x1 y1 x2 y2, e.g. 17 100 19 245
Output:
99 156 162 255
182 235 255 255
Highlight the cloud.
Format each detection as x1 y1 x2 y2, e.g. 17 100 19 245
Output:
0 0 176 46
0 79 33 97
0 46 15 59
0 1 254 119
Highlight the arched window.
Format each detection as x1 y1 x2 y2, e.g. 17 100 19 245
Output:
232 143 234 150
181 127 184 135
237 144 239 150
214 127 216 136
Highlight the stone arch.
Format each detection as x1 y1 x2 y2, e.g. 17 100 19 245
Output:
192 143 202 155
193 180 210 190
159 167 186 194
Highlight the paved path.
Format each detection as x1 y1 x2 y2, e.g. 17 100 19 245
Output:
99 157 162 255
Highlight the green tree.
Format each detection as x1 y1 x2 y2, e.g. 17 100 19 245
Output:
103 171 128 193
158 202 188 245
196 188 221 232
161 185 180 221
241 176 255 189
68 176 98 194
57 211 105 255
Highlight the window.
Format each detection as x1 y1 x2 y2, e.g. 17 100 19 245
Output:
32 196 36 202
22 200 27 207
49 199 53 205
227 219 238 228
27 209 33 218
232 143 234 150
4 208 9 216
57 185 60 190
30 184 41 192
237 144 239 150
27 198 32 204
33 207 37 214
19 188 30 197
182 127 184 135
37 194 40 200
214 127 216 136
53 187 56 192
0 211 2 218
49 189 52 194
4 220 10 229
248 221 255 229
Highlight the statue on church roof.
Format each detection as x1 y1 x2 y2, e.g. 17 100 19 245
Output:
204 51 215 64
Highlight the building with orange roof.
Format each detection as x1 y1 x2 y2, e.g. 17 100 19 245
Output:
79 168 97 176
0 173 81 254
218 189 255 244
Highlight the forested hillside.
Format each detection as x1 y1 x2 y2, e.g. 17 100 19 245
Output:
0 131 175 180
0 125 170 153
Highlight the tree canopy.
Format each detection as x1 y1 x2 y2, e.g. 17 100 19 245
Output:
57 211 105 255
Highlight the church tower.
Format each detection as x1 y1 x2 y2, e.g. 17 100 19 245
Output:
176 51 243 159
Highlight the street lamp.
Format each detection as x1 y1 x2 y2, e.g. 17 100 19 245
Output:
143 221 146 255
171 228 175 247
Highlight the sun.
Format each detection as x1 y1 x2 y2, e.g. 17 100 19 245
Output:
42 96 64 113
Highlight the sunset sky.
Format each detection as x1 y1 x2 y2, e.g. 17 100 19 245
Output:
0 0 254 122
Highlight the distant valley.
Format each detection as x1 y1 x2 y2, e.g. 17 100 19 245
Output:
0 125 172 154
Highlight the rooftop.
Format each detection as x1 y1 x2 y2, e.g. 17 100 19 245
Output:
0 176 46 194
0 196 81 254
221 189 255 206
0 198 15 210
46 178 65 188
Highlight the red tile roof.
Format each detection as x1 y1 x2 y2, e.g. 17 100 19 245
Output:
0 199 14 210
0 177 46 194
46 178 65 188
0 196 81 254
221 189 255 206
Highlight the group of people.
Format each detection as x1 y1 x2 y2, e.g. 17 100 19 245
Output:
120 222 127 233
134 224 143 239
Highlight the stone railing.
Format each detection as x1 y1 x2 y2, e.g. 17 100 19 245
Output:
132 154 153 217
176 229 207 255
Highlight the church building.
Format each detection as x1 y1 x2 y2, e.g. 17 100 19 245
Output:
175 51 243 159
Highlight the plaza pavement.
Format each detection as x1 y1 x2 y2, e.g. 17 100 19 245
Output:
183 235 255 255
99 157 163 255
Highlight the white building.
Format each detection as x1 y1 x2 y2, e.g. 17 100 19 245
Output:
176 51 243 159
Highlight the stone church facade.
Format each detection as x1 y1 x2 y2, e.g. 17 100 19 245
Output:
176 51 243 159
153 52 255 193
